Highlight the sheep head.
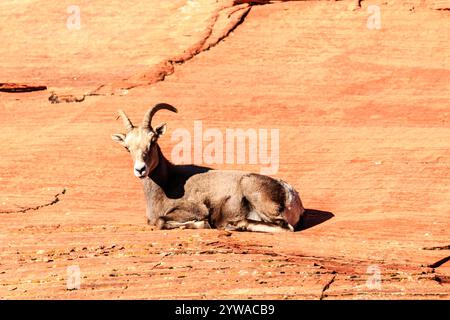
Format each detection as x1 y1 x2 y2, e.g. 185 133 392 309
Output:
112 103 178 178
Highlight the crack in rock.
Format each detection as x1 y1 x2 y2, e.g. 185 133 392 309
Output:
429 1 450 10
428 256 450 269
0 83 47 93
320 273 337 300
48 90 107 104
90 3 252 96
0 189 66 214
48 92 86 104
423 245 450 251
49 3 251 101
430 274 450 285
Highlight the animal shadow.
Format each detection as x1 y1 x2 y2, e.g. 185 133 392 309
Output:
295 209 334 231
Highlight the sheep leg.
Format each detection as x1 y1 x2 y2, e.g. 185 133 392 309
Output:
156 207 211 230
159 219 211 230
225 219 292 233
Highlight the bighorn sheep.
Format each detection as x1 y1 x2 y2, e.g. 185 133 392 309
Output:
112 103 305 232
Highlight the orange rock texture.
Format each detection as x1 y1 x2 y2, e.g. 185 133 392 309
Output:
0 0 449 299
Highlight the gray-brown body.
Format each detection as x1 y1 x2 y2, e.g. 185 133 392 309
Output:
113 104 304 233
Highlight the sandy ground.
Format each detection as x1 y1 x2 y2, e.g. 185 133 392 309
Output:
0 0 449 299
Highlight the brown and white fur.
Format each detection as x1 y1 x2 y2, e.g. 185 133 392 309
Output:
112 103 305 233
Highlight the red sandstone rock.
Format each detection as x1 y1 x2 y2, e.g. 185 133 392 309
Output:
0 0 448 299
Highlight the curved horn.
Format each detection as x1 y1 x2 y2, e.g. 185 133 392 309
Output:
142 103 178 131
117 109 134 132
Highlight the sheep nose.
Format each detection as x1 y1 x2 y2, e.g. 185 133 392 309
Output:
136 166 146 174
134 162 147 177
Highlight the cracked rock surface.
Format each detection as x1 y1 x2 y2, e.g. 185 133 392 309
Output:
0 0 449 299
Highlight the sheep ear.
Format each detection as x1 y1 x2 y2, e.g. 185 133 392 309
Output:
154 123 167 137
112 133 126 145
